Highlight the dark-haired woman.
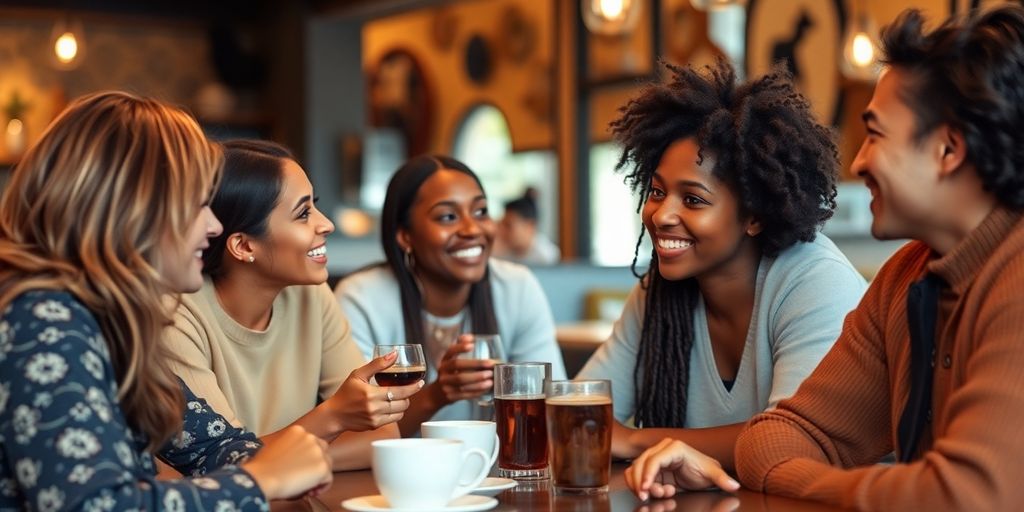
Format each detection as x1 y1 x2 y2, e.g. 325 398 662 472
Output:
334 155 566 437
577 59 866 472
163 140 420 471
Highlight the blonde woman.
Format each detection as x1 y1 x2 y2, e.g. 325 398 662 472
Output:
0 92 331 509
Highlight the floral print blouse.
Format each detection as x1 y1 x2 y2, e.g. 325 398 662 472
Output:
0 290 269 511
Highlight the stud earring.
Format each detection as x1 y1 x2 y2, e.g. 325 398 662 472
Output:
248 255 255 263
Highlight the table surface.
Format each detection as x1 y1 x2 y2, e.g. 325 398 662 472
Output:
271 463 846 512
555 321 614 348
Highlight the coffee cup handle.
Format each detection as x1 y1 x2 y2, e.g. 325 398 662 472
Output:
451 447 490 499
488 432 499 467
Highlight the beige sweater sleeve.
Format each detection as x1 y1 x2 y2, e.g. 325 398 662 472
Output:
315 283 365 400
164 304 244 428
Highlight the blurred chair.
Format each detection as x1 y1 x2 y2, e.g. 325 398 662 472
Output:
582 288 630 321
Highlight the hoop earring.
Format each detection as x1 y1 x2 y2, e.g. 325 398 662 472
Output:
404 249 426 299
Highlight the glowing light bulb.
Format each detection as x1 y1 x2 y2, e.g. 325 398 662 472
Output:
599 0 624 19
583 0 640 36
54 32 78 64
6 119 22 136
50 18 85 70
841 9 881 82
851 33 874 67
5 119 26 156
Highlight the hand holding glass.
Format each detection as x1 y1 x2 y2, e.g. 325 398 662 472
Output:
457 334 506 363
373 344 426 386
457 334 505 409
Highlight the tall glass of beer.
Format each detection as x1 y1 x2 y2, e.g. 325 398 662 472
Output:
546 380 612 494
494 362 551 480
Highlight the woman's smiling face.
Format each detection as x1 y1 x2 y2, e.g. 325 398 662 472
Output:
398 169 496 287
248 159 335 286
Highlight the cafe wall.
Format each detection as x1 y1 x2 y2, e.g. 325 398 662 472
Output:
586 0 952 178
358 0 984 181
0 12 216 164
362 0 556 155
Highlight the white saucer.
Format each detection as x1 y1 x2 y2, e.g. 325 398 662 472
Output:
470 477 517 497
341 494 498 512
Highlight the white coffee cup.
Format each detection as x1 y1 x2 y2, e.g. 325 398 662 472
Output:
421 420 500 481
372 438 489 509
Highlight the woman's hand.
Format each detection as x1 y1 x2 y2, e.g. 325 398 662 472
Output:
624 438 740 501
325 351 424 432
434 335 497 405
243 425 333 500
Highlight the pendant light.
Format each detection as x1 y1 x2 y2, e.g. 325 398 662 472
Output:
582 0 642 36
51 16 86 70
841 1 881 81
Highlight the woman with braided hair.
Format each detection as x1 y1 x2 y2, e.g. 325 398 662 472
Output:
577 58 866 476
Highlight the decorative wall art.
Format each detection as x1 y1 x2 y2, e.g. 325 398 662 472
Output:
746 0 847 126
368 48 434 157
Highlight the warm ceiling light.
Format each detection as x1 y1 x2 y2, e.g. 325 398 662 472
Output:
582 0 641 36
600 0 625 18
54 32 78 64
851 33 874 67
50 17 85 70
841 6 881 81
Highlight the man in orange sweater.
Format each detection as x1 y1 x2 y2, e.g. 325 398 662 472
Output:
623 5 1024 509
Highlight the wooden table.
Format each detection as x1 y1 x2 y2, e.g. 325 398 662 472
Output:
272 463 845 511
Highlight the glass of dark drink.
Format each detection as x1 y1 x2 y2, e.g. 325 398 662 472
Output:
494 362 551 480
373 344 426 386
546 380 612 494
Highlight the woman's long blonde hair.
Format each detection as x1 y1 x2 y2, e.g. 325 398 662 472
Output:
0 91 222 449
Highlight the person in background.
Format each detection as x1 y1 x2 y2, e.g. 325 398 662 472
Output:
577 58 866 475
0 91 331 509
335 155 566 437
163 140 418 472
493 187 561 265
635 6 1024 510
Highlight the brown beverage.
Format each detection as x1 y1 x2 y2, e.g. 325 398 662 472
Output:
374 366 426 386
546 395 612 490
495 396 548 470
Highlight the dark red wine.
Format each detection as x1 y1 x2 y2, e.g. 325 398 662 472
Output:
375 366 426 386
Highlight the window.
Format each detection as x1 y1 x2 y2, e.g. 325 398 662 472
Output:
589 142 651 267
453 104 559 244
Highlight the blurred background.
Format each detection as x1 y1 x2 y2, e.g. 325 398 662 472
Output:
0 0 1000 324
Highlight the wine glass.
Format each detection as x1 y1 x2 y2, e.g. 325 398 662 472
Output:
373 344 426 386
459 334 506 364
458 334 506 416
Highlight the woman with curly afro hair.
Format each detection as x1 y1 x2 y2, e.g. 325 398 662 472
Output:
577 58 867 474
